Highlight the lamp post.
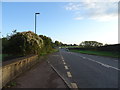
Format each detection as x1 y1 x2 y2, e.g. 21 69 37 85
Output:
35 13 40 34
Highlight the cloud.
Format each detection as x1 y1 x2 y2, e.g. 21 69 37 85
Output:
74 17 83 20
90 14 117 22
65 1 118 22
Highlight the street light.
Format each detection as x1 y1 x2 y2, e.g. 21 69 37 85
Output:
35 13 40 34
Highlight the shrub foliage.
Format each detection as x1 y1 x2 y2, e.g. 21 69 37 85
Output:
3 31 44 56
39 35 54 53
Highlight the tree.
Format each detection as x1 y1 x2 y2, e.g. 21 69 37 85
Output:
59 42 63 46
79 41 103 48
54 41 60 46
12 30 17 34
73 44 78 46
104 44 108 46
62 44 67 46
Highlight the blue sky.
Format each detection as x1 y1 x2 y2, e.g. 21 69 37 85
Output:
2 2 118 45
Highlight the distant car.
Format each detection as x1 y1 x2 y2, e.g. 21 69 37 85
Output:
66 48 69 51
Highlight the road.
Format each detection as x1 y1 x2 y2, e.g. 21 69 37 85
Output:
48 48 119 88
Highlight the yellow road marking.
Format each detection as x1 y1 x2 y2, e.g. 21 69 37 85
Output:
67 72 72 77
71 83 78 88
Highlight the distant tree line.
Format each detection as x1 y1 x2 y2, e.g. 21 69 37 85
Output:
68 41 120 52
79 41 103 48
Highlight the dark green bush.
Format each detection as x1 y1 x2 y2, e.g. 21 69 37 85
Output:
6 31 43 56
2 37 9 54
39 35 53 54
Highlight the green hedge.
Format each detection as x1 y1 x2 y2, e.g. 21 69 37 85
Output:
3 31 44 56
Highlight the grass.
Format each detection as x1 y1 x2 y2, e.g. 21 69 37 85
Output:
4 81 17 88
50 48 59 53
40 48 59 56
61 46 79 48
70 50 120 58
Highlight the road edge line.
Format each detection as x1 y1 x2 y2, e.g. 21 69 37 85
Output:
47 60 72 88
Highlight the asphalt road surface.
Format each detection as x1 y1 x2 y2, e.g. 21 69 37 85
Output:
48 48 119 88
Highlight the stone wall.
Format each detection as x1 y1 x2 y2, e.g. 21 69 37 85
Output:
1 55 38 87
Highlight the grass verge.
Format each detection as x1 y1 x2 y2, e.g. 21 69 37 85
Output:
40 48 59 56
4 81 17 88
70 50 120 58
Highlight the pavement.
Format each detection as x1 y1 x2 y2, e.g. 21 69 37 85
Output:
48 48 119 88
6 58 68 88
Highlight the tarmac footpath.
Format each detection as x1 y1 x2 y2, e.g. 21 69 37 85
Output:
4 58 68 88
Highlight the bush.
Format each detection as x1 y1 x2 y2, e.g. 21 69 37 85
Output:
39 35 53 54
2 37 9 54
6 31 43 56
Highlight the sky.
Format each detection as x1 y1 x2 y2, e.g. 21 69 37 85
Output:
2 1 118 45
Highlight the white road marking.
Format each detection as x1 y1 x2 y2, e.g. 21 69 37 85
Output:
71 83 78 88
61 57 64 59
63 61 65 63
82 57 86 59
67 72 72 77
65 66 69 70
86 58 120 71
70 53 119 71
114 60 118 62
63 62 66 64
